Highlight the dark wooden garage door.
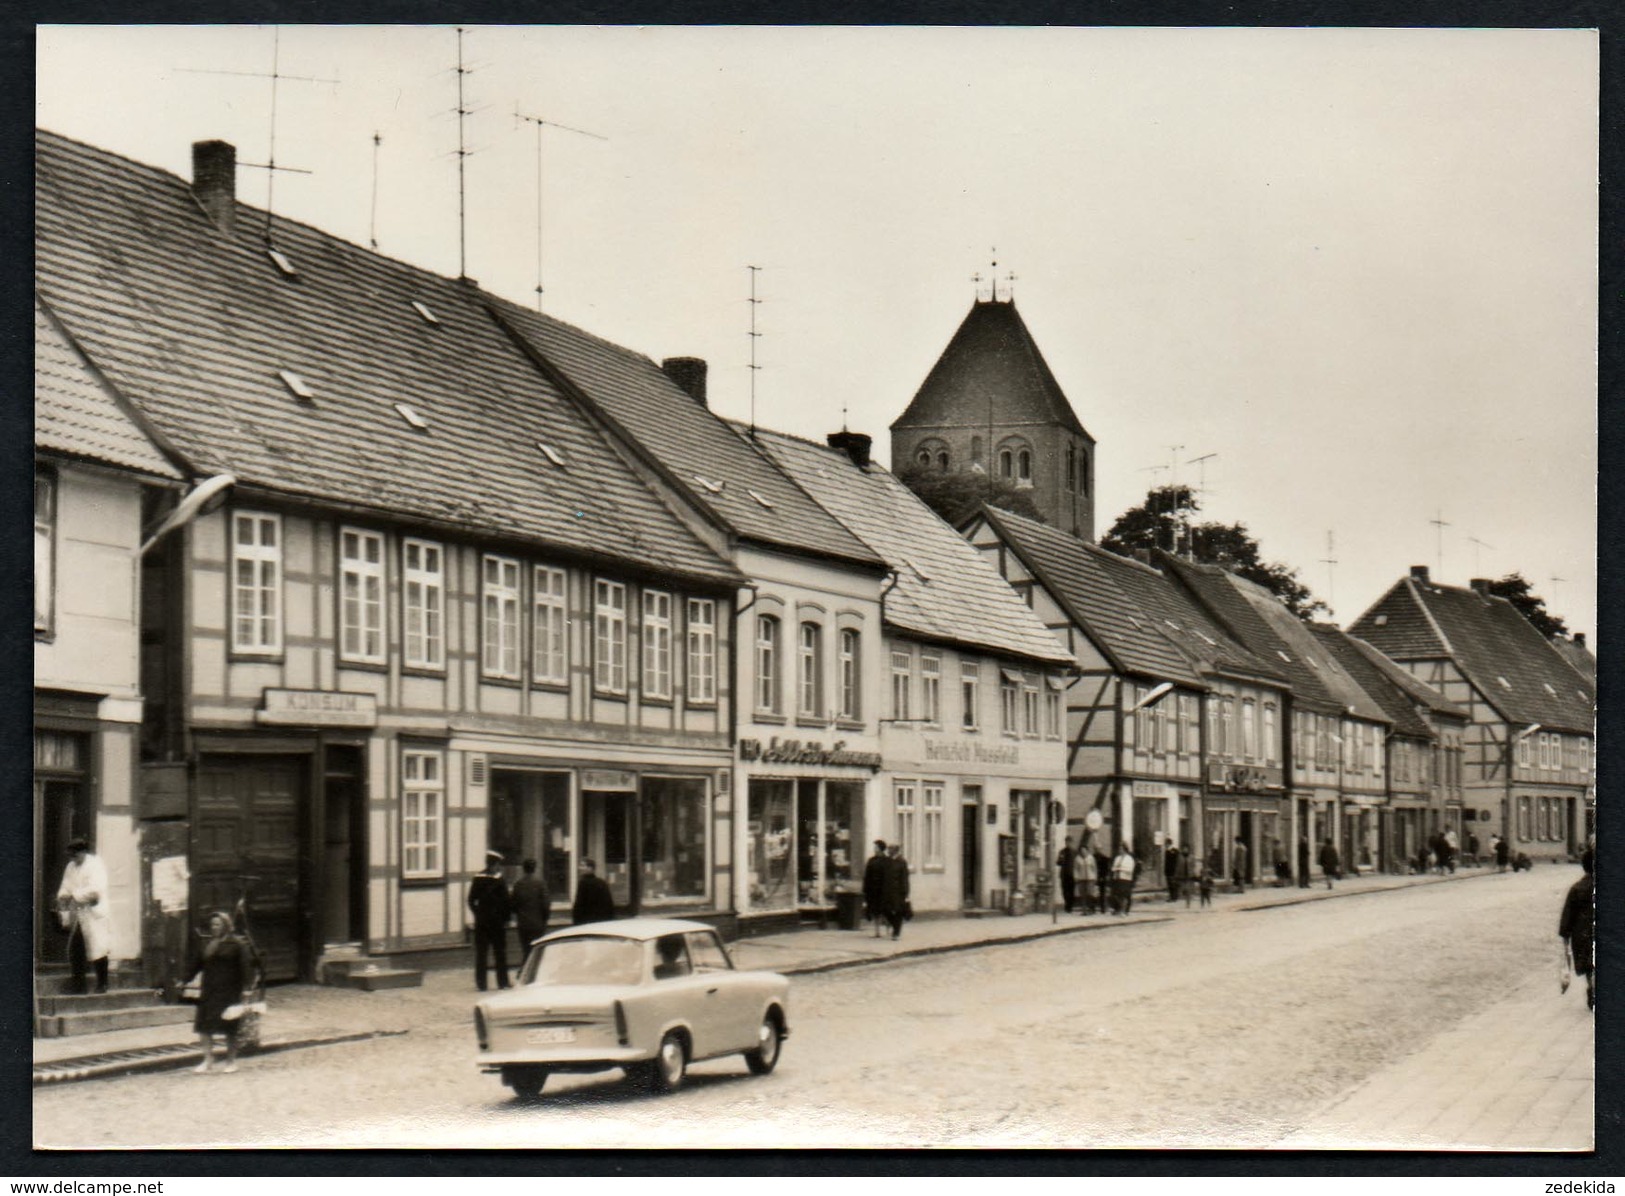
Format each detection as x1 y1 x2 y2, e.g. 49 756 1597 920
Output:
193 755 307 982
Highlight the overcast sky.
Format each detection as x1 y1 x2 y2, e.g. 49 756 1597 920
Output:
35 25 1598 646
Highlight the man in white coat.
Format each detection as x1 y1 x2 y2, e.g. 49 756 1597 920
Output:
57 838 111 993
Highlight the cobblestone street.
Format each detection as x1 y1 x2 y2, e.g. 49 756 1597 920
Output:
34 866 1590 1150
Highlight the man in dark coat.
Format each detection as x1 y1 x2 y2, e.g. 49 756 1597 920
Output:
880 843 911 940
1058 837 1078 913
467 849 513 991
571 858 617 925
1297 836 1312 889
1164 840 1182 903
511 857 552 963
1231 836 1249 894
862 839 889 937
1495 835 1510 872
1559 850 1595 1010
1318 838 1340 890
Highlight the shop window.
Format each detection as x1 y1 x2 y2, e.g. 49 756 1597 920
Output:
340 527 386 664
798 623 823 717
894 781 918 864
402 538 444 669
891 650 912 721
838 629 861 720
532 565 568 685
642 589 673 700
756 615 782 714
920 653 941 725
922 783 945 870
747 779 794 910
232 510 283 654
686 599 717 704
961 661 981 730
34 469 55 636
594 579 628 694
482 555 521 679
640 776 707 901
401 750 444 880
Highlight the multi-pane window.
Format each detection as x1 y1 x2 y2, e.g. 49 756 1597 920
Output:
1046 682 1064 739
340 528 386 663
232 511 282 654
921 654 941 725
642 589 673 699
755 615 782 713
798 623 823 717
1023 681 1040 737
1580 737 1591 777
922 783 945 869
1214 700 1226 761
686 599 717 704
894 781 918 863
1517 796 1531 841
1517 731 1532 768
401 749 444 880
961 662 981 730
1241 699 1257 761
1263 703 1278 764
1000 675 1019 735
482 555 521 678
1177 693 1196 755
838 629 860 720
1537 732 1550 771
402 539 444 669
594 580 628 693
890 650 913 721
532 566 568 685
1221 698 1235 758
34 471 55 634
1369 725 1382 774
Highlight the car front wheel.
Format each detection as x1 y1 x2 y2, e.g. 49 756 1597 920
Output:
504 1065 549 1101
744 1013 783 1075
640 1031 688 1094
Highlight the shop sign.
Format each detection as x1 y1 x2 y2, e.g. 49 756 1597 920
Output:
738 737 882 771
1131 780 1171 798
581 769 637 792
258 688 377 727
922 738 1019 766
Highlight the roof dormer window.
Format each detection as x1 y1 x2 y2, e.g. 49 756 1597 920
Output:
536 441 566 468
411 300 440 325
394 403 429 430
267 248 298 278
747 488 775 510
693 475 726 494
1374 614 1388 626
278 369 314 400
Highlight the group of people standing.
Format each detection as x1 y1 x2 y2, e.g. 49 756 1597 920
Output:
465 853 616 991
1056 838 1147 916
861 840 912 939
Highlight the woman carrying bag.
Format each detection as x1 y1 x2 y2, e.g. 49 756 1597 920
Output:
191 910 259 1074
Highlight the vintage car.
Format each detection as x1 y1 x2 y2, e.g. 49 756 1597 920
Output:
474 917 790 1099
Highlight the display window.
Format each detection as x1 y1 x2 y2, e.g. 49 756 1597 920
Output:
747 779 796 911
639 776 708 903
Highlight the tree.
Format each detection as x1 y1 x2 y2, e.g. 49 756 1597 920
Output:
1487 572 1570 638
1101 485 1327 620
896 464 1046 528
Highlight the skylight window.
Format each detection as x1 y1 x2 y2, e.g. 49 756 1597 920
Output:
278 369 314 400
411 300 440 325
1374 614 1388 626
394 403 428 430
267 248 298 278
536 441 567 468
693 475 726 494
1275 650 1293 663
1497 676 1512 690
1543 682 1557 697
1197 632 1217 646
747 488 775 510
1164 619 1181 631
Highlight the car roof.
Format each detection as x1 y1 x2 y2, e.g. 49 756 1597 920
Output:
539 918 721 944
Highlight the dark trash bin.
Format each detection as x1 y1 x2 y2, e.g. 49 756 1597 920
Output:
835 889 864 931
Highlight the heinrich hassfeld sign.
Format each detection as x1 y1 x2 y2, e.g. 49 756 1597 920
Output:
922 738 1020 766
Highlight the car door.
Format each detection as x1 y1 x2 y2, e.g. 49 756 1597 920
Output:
686 929 757 1052
648 932 724 1059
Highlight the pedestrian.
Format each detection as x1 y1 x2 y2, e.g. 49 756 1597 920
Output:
1094 843 1112 918
1057 836 1078 914
1073 845 1098 914
1297 836 1312 889
570 857 617 926
1196 856 1214 907
469 849 513 991
1164 840 1182 904
55 838 111 995
1273 838 1291 887
1495 834 1510 872
1110 842 1137 915
1467 831 1481 868
1558 849 1595 1011
1318 838 1340 890
1443 828 1459 874
881 843 911 940
1231 836 1249 894
191 909 256 1074
1177 846 1194 908
511 857 551 964
862 839 889 937
1429 830 1447 875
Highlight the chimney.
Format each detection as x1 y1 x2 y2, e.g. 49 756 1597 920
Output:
1573 632 1586 649
1409 565 1430 583
191 140 237 235
661 357 708 407
1469 578 1492 596
827 430 872 469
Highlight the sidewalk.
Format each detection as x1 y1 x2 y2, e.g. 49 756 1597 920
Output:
33 864 1500 1083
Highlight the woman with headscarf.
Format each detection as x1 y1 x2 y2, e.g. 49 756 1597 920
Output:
193 910 256 1074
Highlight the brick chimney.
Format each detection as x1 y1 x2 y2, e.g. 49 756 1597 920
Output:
1409 565 1430 583
827 430 872 469
660 357 707 407
192 140 236 235
1573 632 1586 649
1469 578 1492 596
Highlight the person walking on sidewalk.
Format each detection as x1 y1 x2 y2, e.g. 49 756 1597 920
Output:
1093 842 1112 918
1318 838 1340 890
1164 840 1182 904
881 843 911 940
1110 843 1138 915
1467 831 1481 868
469 850 513 991
1298 836 1312 889
1443 828 1459 874
1494 834 1510 872
571 857 616 926
1559 849 1595 1011
511 858 551 963
862 839 889 937
192 909 255 1074
56 838 111 995
1057 836 1078 914
1074 846 1098 914
1231 836 1250 894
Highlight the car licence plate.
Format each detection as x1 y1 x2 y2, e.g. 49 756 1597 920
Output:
526 1026 576 1045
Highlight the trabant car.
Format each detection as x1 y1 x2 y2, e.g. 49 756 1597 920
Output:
474 917 790 1099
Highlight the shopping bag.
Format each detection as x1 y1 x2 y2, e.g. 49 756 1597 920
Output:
179 971 203 1003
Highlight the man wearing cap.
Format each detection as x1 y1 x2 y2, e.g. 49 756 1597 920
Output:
467 850 513 991
571 858 616 925
56 838 111 994
861 839 889 937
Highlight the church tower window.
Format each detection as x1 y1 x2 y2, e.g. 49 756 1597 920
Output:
998 449 1013 479
1017 449 1031 481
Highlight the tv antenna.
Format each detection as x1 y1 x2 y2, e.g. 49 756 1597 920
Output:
368 132 382 250
747 265 763 436
1549 574 1566 608
176 26 333 244
515 107 607 311
1466 535 1495 576
1429 508 1450 576
452 27 477 279
1319 531 1338 617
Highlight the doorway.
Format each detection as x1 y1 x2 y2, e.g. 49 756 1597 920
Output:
320 745 367 947
960 786 982 906
582 790 636 911
34 735 91 964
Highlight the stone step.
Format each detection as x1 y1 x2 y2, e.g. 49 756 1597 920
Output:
37 1003 194 1039
332 967 422 992
37 989 166 1016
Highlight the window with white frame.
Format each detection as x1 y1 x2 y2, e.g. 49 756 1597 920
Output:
1580 737 1591 777
686 599 717 704
482 555 521 678
401 749 444 880
594 579 628 693
1517 731 1531 768
1177 693 1195 755
1133 687 1150 750
402 539 444 669
232 511 283 654
1151 695 1168 753
798 623 823 717
1221 697 1235 758
961 661 981 730
1369 725 1382 774
1263 702 1278 765
1001 673 1019 735
756 615 782 713
1213 699 1225 760
894 781 918 863
891 650 913 721
1046 680 1064 739
642 589 673 699
532 565 568 685
1538 732 1552 771
922 782 945 869
838 628 860 720
340 528 386 663
1241 698 1257 761
34 470 55 635
1024 680 1040 737
921 653 941 725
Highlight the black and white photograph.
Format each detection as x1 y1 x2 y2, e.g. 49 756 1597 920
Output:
31 23 1597 1153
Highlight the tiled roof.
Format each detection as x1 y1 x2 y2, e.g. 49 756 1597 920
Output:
1357 575 1595 733
890 299 1092 440
981 507 1203 685
489 301 884 572
750 431 1071 667
34 129 739 589
1550 637 1597 685
1311 625 1435 739
35 297 180 478
1347 578 1451 658
1342 633 1471 722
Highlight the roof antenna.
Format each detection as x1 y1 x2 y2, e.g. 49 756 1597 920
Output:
1466 535 1494 576
515 107 608 311
747 265 763 436
1319 530 1338 618
989 248 999 301
454 27 475 280
368 132 382 250
1429 508 1451 578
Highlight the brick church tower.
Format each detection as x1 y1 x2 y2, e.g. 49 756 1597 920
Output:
890 297 1096 540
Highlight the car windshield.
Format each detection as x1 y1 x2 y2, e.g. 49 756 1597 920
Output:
522 936 644 987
